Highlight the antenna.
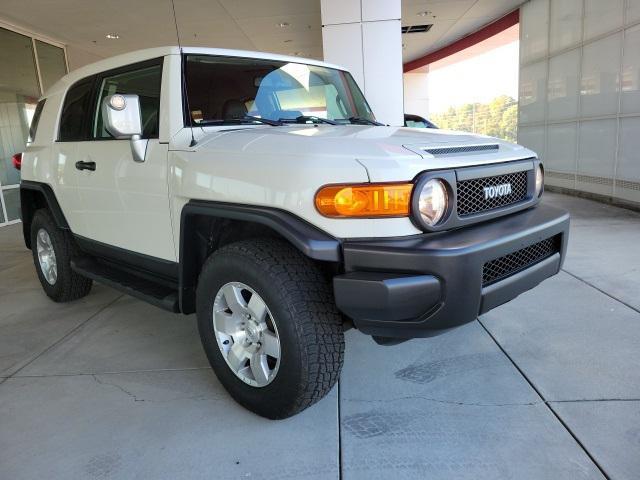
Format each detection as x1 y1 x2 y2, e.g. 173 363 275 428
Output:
170 0 197 147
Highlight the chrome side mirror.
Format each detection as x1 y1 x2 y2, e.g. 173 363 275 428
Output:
101 94 148 162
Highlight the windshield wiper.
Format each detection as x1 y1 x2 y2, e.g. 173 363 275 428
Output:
346 116 384 126
198 116 282 126
278 115 338 125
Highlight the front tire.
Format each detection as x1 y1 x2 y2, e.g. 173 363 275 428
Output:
30 209 92 302
196 238 345 419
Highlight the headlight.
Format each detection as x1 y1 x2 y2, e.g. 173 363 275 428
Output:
535 164 544 197
417 178 449 226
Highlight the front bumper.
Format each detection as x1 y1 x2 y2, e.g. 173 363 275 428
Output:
333 203 570 338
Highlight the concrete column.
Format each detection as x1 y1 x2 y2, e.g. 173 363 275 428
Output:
403 70 430 119
321 0 404 126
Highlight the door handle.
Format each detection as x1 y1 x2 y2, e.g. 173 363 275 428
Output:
75 161 96 171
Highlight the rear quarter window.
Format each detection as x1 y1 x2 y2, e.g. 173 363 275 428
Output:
58 77 94 141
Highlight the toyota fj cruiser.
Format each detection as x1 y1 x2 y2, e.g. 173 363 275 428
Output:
18 47 569 419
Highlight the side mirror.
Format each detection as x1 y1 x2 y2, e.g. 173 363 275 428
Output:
101 94 148 162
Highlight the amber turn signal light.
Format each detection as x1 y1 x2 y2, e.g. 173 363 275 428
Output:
315 183 413 218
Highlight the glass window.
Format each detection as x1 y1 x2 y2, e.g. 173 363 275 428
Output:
184 55 375 125
58 78 93 141
3 188 20 221
0 27 40 190
35 40 67 92
94 63 162 139
28 99 46 142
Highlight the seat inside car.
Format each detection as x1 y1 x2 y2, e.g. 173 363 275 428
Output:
221 99 248 119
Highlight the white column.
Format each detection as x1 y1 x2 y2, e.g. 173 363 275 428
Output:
321 0 404 126
403 70 430 119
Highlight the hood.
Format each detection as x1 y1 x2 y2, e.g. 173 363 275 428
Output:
189 125 536 182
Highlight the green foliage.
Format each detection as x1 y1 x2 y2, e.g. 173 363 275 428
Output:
430 95 518 143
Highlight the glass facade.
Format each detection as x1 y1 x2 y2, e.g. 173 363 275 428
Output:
518 0 640 207
0 26 67 226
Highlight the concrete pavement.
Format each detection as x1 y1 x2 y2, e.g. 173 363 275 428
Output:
1 192 638 479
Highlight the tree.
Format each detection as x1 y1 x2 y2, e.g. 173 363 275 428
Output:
430 95 518 143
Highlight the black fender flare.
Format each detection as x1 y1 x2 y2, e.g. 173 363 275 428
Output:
20 180 70 249
178 200 342 313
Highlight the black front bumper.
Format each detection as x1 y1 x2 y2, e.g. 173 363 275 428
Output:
333 204 570 338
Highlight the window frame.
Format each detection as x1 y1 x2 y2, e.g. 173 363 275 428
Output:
56 57 164 143
91 57 164 141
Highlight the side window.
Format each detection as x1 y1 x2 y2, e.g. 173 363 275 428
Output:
94 63 162 139
28 99 46 142
58 78 93 141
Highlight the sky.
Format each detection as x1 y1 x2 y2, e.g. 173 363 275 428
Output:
426 25 520 114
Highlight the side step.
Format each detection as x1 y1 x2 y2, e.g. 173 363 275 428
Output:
71 257 180 312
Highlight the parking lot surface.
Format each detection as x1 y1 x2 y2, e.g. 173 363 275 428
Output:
1 192 639 479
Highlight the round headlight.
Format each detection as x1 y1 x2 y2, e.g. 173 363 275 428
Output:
418 178 449 226
535 164 544 197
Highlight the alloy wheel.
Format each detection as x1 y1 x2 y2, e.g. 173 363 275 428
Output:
212 282 281 387
36 228 57 285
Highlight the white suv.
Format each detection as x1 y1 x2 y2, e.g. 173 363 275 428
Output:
18 47 569 418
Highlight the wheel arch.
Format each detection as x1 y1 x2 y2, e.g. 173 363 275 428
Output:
178 200 342 314
20 181 70 249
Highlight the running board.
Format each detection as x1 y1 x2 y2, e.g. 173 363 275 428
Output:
71 257 180 312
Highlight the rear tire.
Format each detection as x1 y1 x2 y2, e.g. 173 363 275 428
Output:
196 238 345 419
30 209 92 302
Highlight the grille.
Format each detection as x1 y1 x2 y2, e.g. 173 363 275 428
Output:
423 144 499 155
482 235 560 286
457 170 528 217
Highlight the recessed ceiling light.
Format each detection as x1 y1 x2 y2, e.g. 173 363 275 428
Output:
105 33 120 39
417 11 431 17
278 22 290 28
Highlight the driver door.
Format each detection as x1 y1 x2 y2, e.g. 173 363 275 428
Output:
74 58 176 261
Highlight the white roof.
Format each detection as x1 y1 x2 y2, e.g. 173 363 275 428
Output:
46 46 345 97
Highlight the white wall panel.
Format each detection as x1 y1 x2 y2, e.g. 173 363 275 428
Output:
546 123 578 172
622 24 640 115
520 0 549 64
617 117 640 203
584 0 625 41
549 0 583 53
322 0 403 126
362 0 401 22
321 23 364 88
518 125 546 160
617 117 640 181
578 119 617 178
320 0 361 24
580 33 622 117
519 0 639 207
403 72 430 119
362 20 404 125
519 60 547 124
547 48 580 121
627 0 640 24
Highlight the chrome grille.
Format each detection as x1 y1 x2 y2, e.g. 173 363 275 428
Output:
482 235 560 286
457 170 528 217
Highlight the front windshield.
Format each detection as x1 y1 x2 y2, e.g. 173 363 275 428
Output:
184 54 376 125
